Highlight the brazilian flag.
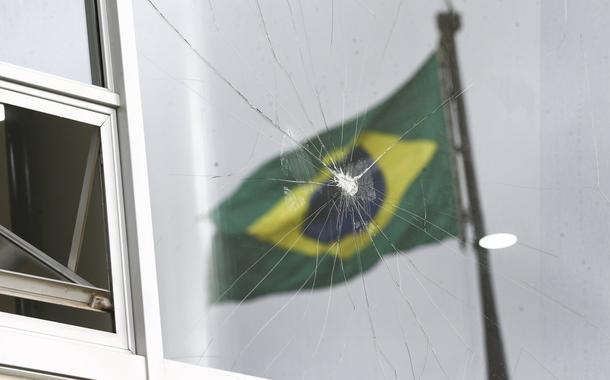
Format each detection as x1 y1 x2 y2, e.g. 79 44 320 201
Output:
211 52 459 302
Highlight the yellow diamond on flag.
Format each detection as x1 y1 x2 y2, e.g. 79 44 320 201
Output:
247 131 437 259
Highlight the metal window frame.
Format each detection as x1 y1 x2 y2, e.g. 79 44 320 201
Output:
102 1 165 378
0 1 264 379
0 1 164 378
0 269 111 313
0 222 115 314
84 0 106 87
0 81 132 350
0 224 91 286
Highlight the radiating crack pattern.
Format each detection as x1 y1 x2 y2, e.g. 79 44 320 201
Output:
141 1 610 379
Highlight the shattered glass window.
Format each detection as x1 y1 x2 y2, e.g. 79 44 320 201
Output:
135 0 610 379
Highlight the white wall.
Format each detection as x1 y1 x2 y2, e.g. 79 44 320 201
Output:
134 1 610 379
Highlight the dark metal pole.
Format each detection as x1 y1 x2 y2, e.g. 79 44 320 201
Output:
437 12 510 380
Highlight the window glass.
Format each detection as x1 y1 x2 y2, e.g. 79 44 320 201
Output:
136 1 610 379
0 0 103 85
0 103 113 332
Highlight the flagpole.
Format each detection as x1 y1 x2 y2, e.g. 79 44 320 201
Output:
437 12 510 380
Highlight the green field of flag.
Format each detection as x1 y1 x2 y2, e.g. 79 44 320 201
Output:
211 52 459 302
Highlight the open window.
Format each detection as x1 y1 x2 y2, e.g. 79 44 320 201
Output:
0 85 130 348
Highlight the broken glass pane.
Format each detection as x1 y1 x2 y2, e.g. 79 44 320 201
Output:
135 0 610 378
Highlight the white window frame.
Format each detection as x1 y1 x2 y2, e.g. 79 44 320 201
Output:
0 1 163 379
0 2 265 379
0 79 132 350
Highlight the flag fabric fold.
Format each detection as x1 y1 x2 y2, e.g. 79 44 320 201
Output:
211 52 459 302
